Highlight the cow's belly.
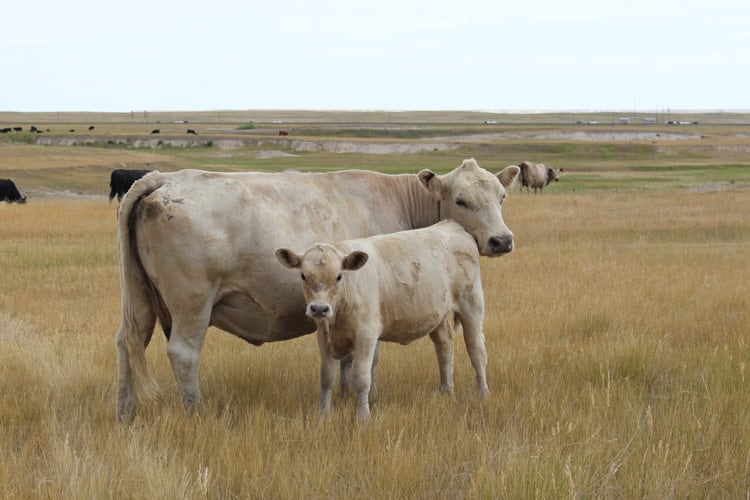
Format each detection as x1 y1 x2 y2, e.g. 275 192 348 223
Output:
210 292 315 344
379 315 445 345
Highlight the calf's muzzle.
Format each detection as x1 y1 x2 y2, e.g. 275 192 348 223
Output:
307 303 332 318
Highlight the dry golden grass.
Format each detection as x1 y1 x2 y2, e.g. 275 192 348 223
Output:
1 189 748 498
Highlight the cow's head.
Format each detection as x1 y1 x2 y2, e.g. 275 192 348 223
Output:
418 158 519 257
276 244 368 320
548 167 563 183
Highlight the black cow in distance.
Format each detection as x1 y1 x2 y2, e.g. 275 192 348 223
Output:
109 169 151 202
0 179 27 203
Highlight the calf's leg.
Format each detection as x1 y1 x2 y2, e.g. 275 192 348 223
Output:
340 342 379 402
456 310 489 398
316 329 337 417
351 333 379 424
429 317 455 394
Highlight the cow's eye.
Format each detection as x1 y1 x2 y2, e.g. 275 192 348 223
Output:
455 199 468 208
336 274 342 282
300 273 306 282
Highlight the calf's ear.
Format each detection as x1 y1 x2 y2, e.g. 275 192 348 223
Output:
275 248 302 269
342 251 368 271
417 169 443 201
497 165 520 188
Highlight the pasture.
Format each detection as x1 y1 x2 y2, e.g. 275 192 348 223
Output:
1 111 749 497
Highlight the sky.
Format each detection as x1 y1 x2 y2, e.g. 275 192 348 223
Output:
2 0 749 112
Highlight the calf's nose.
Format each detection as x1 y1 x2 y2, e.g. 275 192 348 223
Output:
488 235 514 255
308 303 331 318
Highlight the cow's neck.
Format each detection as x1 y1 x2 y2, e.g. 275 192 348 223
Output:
403 176 441 229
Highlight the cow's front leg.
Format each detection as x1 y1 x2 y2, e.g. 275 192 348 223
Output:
316 329 337 417
369 342 380 403
458 313 489 399
339 353 353 396
351 333 379 424
339 343 379 403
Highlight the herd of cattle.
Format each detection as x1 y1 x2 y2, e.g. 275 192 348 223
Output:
1 125 196 135
3 156 564 424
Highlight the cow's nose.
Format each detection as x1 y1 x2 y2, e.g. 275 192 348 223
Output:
308 303 331 318
488 235 514 255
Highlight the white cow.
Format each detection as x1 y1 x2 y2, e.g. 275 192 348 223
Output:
276 220 492 424
517 161 563 193
115 159 519 422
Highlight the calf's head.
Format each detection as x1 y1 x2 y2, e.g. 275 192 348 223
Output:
418 158 519 256
276 244 368 320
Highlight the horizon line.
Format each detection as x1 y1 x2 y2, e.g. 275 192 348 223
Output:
2 108 750 115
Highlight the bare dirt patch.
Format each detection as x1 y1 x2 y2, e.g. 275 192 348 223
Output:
532 131 702 141
25 188 108 200
256 150 299 159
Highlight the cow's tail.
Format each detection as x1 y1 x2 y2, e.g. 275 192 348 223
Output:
517 162 529 188
116 171 167 404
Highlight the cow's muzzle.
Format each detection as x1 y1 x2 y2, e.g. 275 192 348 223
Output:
488 235 514 255
307 303 332 318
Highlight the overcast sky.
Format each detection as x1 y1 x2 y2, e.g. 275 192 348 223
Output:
2 0 748 112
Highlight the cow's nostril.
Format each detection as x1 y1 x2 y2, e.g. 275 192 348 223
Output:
488 235 513 254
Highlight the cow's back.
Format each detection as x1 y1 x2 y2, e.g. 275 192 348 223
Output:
519 161 546 188
337 221 480 342
123 169 434 344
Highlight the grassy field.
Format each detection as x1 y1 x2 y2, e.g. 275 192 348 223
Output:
3 110 750 195
0 112 749 497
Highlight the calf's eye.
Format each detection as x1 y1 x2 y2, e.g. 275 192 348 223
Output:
300 273 306 282
336 274 342 282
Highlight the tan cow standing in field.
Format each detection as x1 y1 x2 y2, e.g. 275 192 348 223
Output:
517 161 563 193
276 220 493 424
115 159 519 422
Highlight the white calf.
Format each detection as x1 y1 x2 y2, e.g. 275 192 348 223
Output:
276 220 495 424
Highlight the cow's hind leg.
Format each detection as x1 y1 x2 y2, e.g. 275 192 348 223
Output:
429 316 455 395
166 305 211 413
115 291 157 423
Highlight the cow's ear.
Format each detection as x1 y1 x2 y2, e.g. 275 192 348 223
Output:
275 248 302 269
417 169 443 201
497 165 520 188
342 251 368 271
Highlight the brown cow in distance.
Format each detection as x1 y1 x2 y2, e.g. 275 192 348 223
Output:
517 161 563 194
